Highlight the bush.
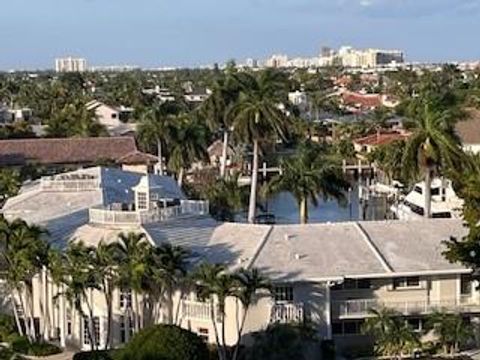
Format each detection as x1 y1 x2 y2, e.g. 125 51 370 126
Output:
73 350 115 360
0 315 17 343
9 336 61 357
116 324 210 360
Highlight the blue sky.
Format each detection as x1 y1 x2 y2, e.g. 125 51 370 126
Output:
1 0 479 70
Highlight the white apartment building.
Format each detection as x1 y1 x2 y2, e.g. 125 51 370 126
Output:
338 47 404 68
55 57 88 73
1 167 480 355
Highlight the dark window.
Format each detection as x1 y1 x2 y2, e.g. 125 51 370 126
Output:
111 113 117 119
198 328 209 342
461 275 473 295
273 286 294 302
332 322 343 335
414 186 422 194
432 212 452 219
431 187 440 196
394 277 420 289
344 279 357 290
120 316 126 343
357 279 371 289
343 321 361 335
407 318 422 332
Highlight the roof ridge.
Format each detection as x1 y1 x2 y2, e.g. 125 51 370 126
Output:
246 225 274 269
354 222 394 273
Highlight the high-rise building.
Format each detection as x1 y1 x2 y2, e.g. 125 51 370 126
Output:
55 57 88 73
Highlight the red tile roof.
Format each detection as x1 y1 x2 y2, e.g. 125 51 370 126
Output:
342 91 382 109
117 151 159 165
354 131 410 147
0 137 138 166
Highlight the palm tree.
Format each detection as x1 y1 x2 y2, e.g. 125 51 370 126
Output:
200 72 240 178
195 263 235 360
269 143 349 224
168 114 209 187
425 311 473 354
0 169 21 202
93 242 118 349
151 243 189 324
362 307 419 359
202 174 247 221
0 216 49 341
229 70 291 223
402 103 465 218
231 268 271 360
137 104 175 176
111 232 151 333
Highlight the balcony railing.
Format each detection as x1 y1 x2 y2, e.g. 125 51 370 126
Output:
40 178 100 192
270 302 304 324
333 296 480 318
180 300 220 322
88 200 209 225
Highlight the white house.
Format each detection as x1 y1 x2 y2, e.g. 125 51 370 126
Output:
86 100 136 136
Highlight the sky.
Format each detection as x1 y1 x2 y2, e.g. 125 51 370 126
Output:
1 0 480 70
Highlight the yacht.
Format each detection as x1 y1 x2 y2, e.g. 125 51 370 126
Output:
391 178 463 220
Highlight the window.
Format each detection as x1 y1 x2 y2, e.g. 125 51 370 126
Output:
137 192 148 210
332 320 364 336
198 328 209 342
128 317 134 338
111 113 117 119
273 286 294 302
120 290 132 309
407 318 423 332
67 311 72 336
393 277 420 289
332 279 371 291
461 275 473 296
120 316 126 343
83 317 100 346
414 186 423 194
431 187 440 196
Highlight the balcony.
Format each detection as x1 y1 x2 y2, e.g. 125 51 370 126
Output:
180 300 220 322
270 302 304 324
88 200 209 225
333 296 480 319
40 177 100 192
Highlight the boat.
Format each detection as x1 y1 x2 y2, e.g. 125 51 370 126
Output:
390 178 463 220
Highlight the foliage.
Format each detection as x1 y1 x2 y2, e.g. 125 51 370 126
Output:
0 169 20 200
0 315 17 343
424 311 473 354
25 341 62 356
243 323 317 360
268 142 349 224
361 308 419 358
73 350 115 360
116 324 210 360
368 140 407 183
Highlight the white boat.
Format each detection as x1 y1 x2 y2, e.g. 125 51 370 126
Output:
390 178 463 220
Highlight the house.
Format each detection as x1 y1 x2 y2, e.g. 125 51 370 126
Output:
207 139 234 168
0 137 156 174
0 106 32 126
184 87 211 103
455 108 480 154
1 166 479 355
353 130 410 153
86 100 136 136
340 91 399 113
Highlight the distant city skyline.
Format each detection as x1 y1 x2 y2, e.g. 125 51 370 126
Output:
1 0 479 70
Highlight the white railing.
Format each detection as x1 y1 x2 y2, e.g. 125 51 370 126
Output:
334 297 480 318
181 300 219 322
270 302 304 324
40 178 100 192
88 200 209 225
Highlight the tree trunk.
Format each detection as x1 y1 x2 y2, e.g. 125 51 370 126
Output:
26 285 36 341
220 130 229 178
42 267 49 341
210 299 223 360
424 167 432 218
247 139 259 224
299 197 308 224
134 291 140 332
167 288 174 324
177 168 184 188
104 287 113 350
232 302 249 360
221 311 227 360
11 289 24 336
156 139 164 176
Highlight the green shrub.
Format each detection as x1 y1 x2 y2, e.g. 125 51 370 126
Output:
10 335 30 354
73 350 115 360
28 342 62 356
116 324 209 360
0 314 17 342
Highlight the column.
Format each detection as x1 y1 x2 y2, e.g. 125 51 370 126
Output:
60 284 66 348
324 282 332 340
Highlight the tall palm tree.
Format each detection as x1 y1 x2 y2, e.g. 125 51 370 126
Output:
229 70 291 223
111 232 151 332
402 103 465 218
200 73 241 178
195 263 235 360
168 114 209 187
137 104 175 176
94 241 118 349
231 268 271 360
0 216 48 341
269 144 349 224
0 169 20 202
151 243 189 324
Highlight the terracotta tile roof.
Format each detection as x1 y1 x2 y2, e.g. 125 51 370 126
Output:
455 108 480 144
117 151 159 165
342 91 382 109
354 131 410 147
0 136 138 166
